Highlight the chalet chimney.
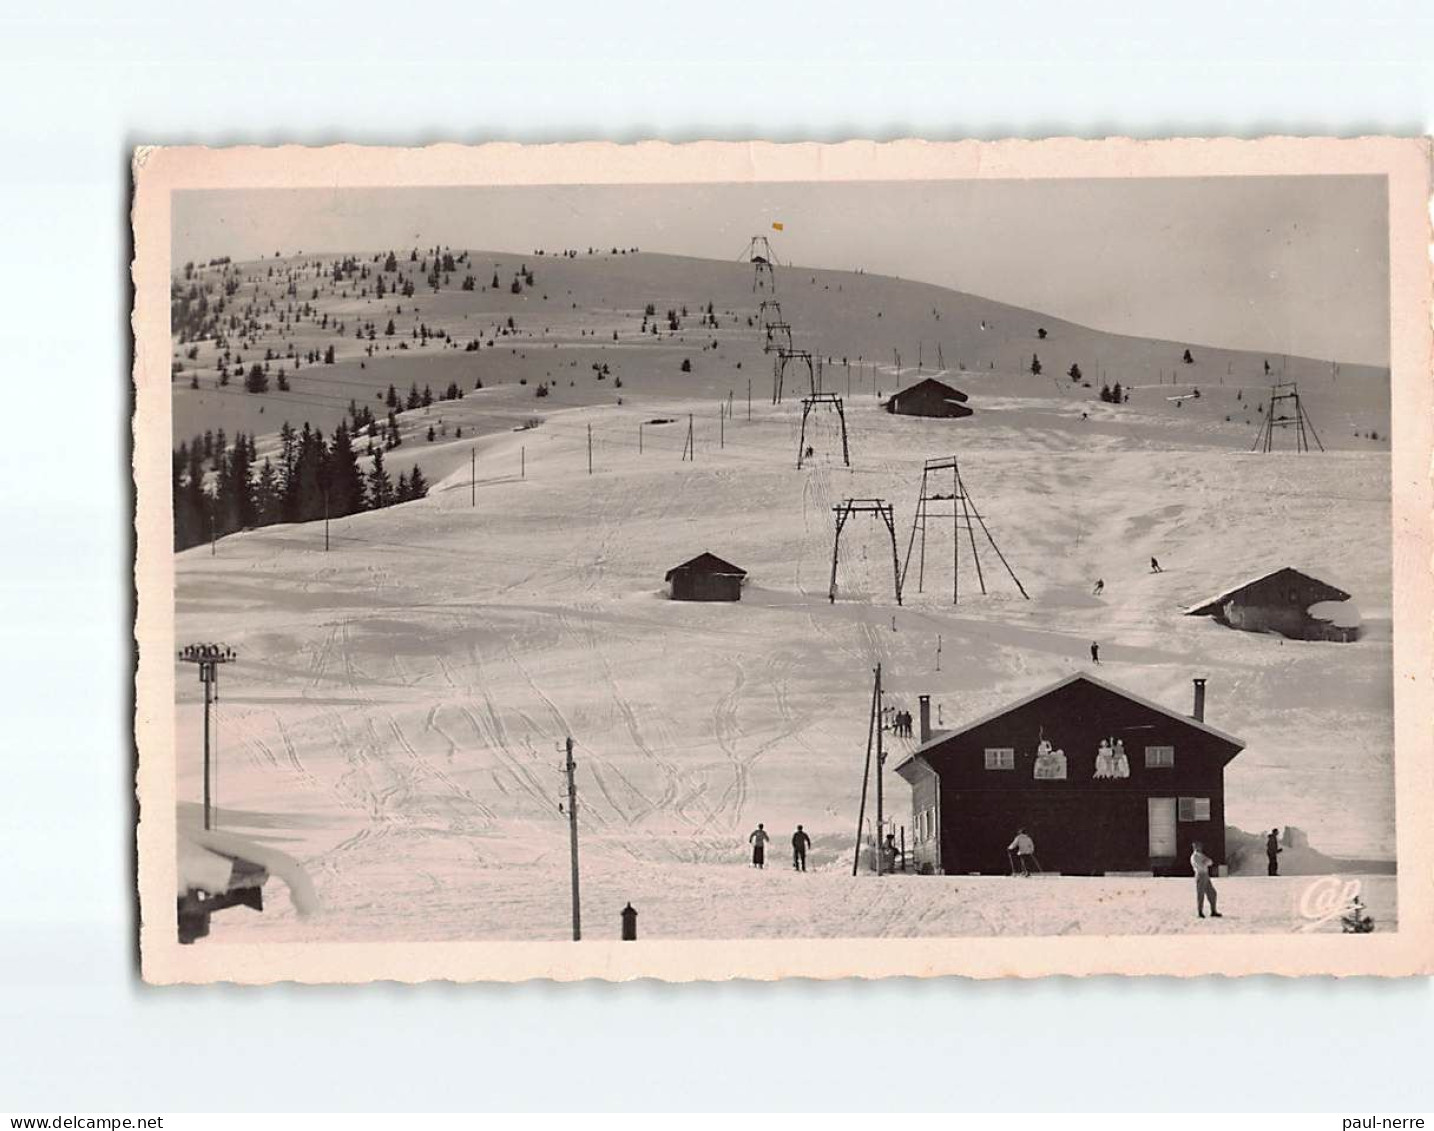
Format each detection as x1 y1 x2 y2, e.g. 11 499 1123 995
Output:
918 695 932 743
1192 678 1207 723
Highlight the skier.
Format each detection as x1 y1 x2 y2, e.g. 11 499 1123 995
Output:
1090 641 1101 664
1191 840 1222 918
749 823 770 869
1150 556 1163 573
1266 828 1282 876
1092 578 1105 596
1008 828 1037 877
792 825 811 872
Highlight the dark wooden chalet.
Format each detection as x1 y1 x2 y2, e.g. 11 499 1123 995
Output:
883 377 973 419
664 552 747 602
1185 567 1360 642
894 674 1244 877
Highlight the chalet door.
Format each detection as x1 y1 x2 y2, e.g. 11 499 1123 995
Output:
1148 797 1177 861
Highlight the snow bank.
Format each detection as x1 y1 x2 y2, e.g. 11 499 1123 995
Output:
1307 599 1362 628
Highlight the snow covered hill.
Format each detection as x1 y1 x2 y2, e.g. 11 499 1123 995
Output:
174 370 1394 941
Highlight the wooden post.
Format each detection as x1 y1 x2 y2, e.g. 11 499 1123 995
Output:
470 447 476 506
587 424 592 475
851 669 879 876
875 663 885 876
521 445 525 479
564 738 581 941
639 423 643 454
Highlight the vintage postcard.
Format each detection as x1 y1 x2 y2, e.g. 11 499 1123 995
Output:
133 138 1433 982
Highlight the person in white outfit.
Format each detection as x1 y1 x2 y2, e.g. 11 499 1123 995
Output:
1008 829 1037 877
1191 841 1222 918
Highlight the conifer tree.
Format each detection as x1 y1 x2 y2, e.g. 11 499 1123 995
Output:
367 448 393 509
407 464 428 499
327 422 365 516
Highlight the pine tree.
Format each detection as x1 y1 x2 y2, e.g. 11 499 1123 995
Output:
407 464 428 499
367 448 393 509
327 422 366 516
1030 354 1042 376
253 458 281 525
406 383 421 410
395 471 411 503
1068 363 1082 382
386 384 399 410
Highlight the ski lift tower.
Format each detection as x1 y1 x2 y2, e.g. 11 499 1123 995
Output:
740 236 779 293
772 347 817 404
797 393 850 469
829 499 903 606
901 456 1029 604
1252 382 1324 452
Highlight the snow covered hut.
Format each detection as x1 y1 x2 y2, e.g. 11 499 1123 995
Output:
893 674 1244 877
664 552 747 602
883 377 973 419
1185 567 1361 643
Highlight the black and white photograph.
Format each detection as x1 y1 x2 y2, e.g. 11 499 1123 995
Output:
132 139 1433 982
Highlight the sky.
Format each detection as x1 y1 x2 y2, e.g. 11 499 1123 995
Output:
173 176 1390 366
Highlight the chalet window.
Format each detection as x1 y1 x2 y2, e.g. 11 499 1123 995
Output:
1178 797 1211 822
1145 745 1175 768
984 747 1015 770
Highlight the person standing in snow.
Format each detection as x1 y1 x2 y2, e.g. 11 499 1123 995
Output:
792 825 811 872
1191 840 1222 918
1008 828 1037 877
1090 641 1101 664
1150 556 1163 573
1092 578 1105 596
749 823 770 869
1266 828 1282 876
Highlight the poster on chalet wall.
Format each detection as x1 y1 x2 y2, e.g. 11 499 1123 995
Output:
130 137 1434 983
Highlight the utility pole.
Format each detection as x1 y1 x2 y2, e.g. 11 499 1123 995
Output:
562 737 581 941
587 424 593 475
851 667 879 877
323 490 330 552
639 423 643 454
471 446 476 506
875 662 885 876
747 378 751 420
521 446 525 480
682 414 694 461
178 643 236 831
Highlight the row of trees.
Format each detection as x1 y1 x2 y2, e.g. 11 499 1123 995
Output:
172 420 428 551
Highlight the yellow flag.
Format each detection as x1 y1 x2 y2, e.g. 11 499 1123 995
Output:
771 221 784 232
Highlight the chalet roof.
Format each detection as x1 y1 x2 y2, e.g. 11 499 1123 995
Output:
664 551 748 581
1185 567 1351 617
883 377 969 405
892 671 1244 777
